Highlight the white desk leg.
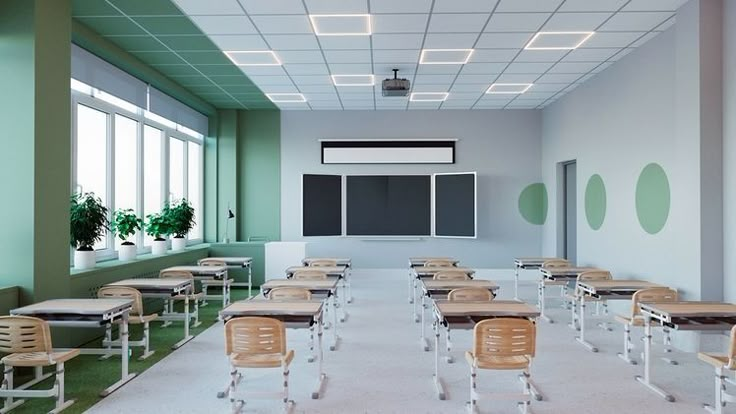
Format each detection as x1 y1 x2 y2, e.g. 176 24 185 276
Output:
247 264 252 298
539 280 552 323
413 277 420 322
576 296 598 352
346 267 353 304
408 268 414 304
339 277 348 322
311 311 327 399
514 265 520 300
329 293 339 351
568 292 579 331
221 276 228 308
433 316 446 400
618 323 637 364
635 315 675 402
100 312 136 397
173 292 194 349
420 293 429 351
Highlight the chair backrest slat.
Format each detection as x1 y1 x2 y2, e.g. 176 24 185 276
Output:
160 270 194 280
293 269 327 280
267 287 312 301
309 259 337 267
424 259 455 268
542 259 569 268
199 258 226 267
225 317 286 356
474 318 536 358
0 316 52 354
98 286 144 316
577 270 612 282
433 270 470 281
448 287 493 302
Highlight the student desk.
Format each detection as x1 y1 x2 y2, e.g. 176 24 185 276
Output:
418 280 500 352
199 257 253 297
407 257 459 303
637 301 736 402
219 300 326 399
107 278 195 349
301 258 353 303
538 266 598 323
411 266 475 322
260 279 340 351
431 300 541 401
11 299 135 397
574 280 663 353
162 265 230 308
513 257 564 300
285 265 349 321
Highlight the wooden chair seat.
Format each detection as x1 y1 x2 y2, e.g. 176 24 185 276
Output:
614 314 652 327
1 349 80 367
465 351 531 370
230 350 294 369
699 352 730 368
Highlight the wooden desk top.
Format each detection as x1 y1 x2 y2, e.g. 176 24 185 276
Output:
413 266 475 275
640 301 736 318
199 257 252 265
540 266 598 275
261 279 339 290
285 266 346 275
220 300 322 317
302 257 351 265
108 278 191 290
423 280 499 291
578 280 663 291
514 257 564 265
163 265 228 274
409 257 458 265
434 300 539 318
12 299 133 315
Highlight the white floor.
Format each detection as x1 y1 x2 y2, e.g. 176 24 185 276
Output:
87 270 733 414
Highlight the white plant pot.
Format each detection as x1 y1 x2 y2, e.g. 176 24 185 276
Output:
118 244 137 261
151 239 168 255
74 250 96 270
171 237 187 251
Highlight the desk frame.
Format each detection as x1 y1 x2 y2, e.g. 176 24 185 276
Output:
200 257 253 298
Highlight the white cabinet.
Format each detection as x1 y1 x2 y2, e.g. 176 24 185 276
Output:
264 242 308 281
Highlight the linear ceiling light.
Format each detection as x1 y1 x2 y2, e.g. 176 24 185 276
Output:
309 14 372 36
486 83 533 94
223 51 281 66
410 92 449 102
266 93 306 103
419 49 474 65
524 32 595 50
331 74 375 86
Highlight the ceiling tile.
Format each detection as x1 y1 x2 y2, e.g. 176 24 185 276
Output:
76 17 147 36
157 35 218 51
106 35 169 52
475 32 534 49
470 48 518 62
416 65 464 75
373 14 429 34
580 32 644 48
563 47 619 62
250 15 313 34
433 0 499 13
323 49 372 63
428 14 490 33
514 49 568 62
423 33 479 49
304 0 369 13
318 36 371 50
372 49 421 63
444 93 481 100
374 66 415 78
370 0 432 13
263 34 320 50
411 84 451 92
450 83 488 92
299 85 338 92
526 83 567 92
133 16 202 36
303 93 338 101
541 12 612 31
275 50 325 64
591 61 614 72
505 62 555 74
209 34 269 50
412 74 457 84
454 75 495 84
284 63 329 75
558 0 628 12
630 31 661 47
328 63 373 73
598 11 674 31
494 73 538 83
238 66 288 76
496 0 564 13
621 0 687 12
460 62 506 74
536 73 582 83
485 13 550 32
291 75 333 85
173 0 244 15
107 0 182 15
608 47 635 61
237 0 305 14
373 34 425 49
547 61 599 73
73 0 122 17
189 15 257 35
177 51 232 65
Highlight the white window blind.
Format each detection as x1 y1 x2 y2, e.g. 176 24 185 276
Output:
71 45 147 109
149 87 209 136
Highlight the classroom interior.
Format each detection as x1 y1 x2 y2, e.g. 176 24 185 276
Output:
1 0 736 413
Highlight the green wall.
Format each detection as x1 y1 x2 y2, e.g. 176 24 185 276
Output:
208 242 266 287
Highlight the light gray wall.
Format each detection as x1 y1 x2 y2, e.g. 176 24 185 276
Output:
723 0 736 302
280 110 542 268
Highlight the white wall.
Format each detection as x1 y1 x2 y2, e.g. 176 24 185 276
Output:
280 110 542 268
723 0 736 302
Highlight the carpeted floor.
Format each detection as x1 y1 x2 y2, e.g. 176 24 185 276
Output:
78 269 733 414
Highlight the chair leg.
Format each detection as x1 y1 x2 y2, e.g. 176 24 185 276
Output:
445 326 454 364
468 364 477 414
138 321 155 360
49 361 74 414
618 323 637 364
283 366 291 413
519 369 531 413
99 323 114 360
704 367 725 414
307 324 315 363
161 300 172 328
192 297 202 328
229 365 242 414
661 327 678 365
201 285 209 307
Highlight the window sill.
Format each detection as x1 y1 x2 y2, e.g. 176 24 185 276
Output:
70 243 211 277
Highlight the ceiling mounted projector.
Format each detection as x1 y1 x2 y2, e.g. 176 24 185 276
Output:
382 69 410 97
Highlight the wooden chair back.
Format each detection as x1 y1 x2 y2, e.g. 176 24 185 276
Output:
225 317 286 356
542 259 569 268
292 269 327 280
199 258 226 267
448 287 493 302
473 318 536 359
309 259 337 267
433 270 470 281
577 270 612 282
98 286 144 316
630 287 679 318
728 325 736 370
0 316 52 354
268 287 312 301
159 270 195 280
424 259 455 268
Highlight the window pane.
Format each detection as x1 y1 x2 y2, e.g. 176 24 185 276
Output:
114 114 138 250
143 125 162 246
188 143 202 240
169 138 185 203
75 104 108 250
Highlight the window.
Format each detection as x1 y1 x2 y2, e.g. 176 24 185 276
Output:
71 80 205 261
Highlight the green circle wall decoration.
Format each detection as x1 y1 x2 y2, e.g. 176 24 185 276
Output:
518 183 548 225
635 163 670 234
585 174 606 230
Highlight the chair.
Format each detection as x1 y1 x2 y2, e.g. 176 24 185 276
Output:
97 286 158 360
159 270 203 327
433 270 471 281
224 317 295 413
198 259 234 307
698 325 736 414
540 259 571 309
465 318 537 413
308 259 337 267
0 316 79 413
614 287 678 365
292 270 327 280
425 259 456 268
267 287 312 301
443 288 495 363
566 270 612 330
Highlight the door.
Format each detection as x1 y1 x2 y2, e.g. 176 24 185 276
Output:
564 162 577 264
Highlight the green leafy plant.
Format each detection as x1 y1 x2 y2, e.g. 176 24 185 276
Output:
167 199 196 238
70 192 110 251
113 209 142 245
145 209 172 241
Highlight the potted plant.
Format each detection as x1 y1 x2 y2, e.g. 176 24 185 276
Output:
113 209 142 261
70 192 109 270
145 209 171 255
167 199 195 251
